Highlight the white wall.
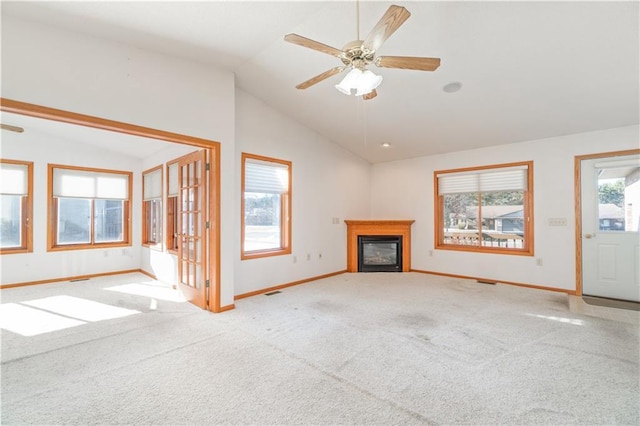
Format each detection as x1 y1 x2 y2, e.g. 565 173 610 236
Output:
1 131 142 284
234 90 371 295
371 125 639 291
1 16 237 306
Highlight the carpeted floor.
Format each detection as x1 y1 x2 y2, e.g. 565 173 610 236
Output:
1 272 638 425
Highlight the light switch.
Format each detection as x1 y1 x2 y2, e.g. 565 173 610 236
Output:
548 218 567 226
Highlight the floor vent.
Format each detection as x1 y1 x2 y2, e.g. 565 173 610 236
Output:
477 279 497 285
265 291 282 296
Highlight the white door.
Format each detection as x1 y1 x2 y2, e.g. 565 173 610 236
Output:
581 153 640 302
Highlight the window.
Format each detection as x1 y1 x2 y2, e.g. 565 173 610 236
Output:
435 161 533 255
49 164 132 250
0 159 33 254
166 160 179 253
241 153 291 259
143 166 163 248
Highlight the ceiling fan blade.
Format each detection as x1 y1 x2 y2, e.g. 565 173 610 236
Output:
362 5 411 52
362 89 378 101
295 66 346 90
375 56 441 71
284 34 344 58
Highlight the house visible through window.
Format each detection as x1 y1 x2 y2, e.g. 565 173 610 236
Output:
49 164 131 250
242 153 291 259
143 166 163 248
0 159 33 254
435 161 533 255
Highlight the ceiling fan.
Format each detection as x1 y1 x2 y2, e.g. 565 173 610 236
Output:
284 4 441 100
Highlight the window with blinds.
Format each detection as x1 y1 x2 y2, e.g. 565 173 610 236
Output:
435 161 533 255
0 159 33 253
143 166 163 247
242 153 292 258
49 164 132 250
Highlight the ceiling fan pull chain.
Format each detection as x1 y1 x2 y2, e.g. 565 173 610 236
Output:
356 0 360 41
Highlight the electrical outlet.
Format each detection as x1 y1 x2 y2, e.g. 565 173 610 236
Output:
319 252 322 259
307 253 311 261
429 250 434 257
293 256 297 263
536 258 543 266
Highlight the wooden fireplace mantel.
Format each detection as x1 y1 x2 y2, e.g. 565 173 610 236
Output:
345 220 415 272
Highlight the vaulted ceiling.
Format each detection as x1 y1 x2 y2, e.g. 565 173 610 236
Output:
3 1 639 163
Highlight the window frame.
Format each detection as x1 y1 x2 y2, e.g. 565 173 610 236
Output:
166 159 179 254
48 164 132 251
0 159 33 254
241 152 292 260
434 161 534 256
142 165 163 249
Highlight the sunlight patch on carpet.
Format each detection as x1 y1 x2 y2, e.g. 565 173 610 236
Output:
0 303 85 336
23 295 140 322
525 313 584 326
105 282 186 302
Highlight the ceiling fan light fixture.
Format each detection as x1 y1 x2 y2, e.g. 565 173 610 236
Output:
335 68 383 96
335 68 361 95
355 70 383 96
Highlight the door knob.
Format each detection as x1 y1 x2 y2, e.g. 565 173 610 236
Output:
584 233 594 239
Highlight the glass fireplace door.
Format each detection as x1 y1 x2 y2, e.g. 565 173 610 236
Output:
358 235 403 272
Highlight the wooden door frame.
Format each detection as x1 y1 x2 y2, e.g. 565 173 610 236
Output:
0 98 223 312
574 148 640 296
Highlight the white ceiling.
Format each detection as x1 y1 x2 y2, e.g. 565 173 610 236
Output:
2 1 639 164
0 111 184 159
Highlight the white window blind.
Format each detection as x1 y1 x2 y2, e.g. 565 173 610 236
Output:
438 165 528 194
0 163 28 195
245 159 289 194
143 168 162 200
53 168 129 199
168 163 179 196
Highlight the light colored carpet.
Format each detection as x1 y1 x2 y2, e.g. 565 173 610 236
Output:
1 272 638 425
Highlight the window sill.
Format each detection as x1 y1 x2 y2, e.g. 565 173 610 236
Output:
48 242 131 252
0 247 31 255
241 247 291 260
436 244 533 256
142 243 163 251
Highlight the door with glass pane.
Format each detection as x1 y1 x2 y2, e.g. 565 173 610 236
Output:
580 152 640 302
177 150 207 308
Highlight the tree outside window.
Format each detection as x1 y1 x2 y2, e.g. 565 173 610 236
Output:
241 153 291 259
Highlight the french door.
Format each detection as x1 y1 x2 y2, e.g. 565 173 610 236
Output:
579 151 640 302
177 150 207 308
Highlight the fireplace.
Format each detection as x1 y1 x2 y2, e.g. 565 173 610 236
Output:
358 235 402 272
345 220 414 272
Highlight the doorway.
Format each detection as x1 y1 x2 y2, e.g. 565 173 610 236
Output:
576 149 640 302
0 98 222 312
